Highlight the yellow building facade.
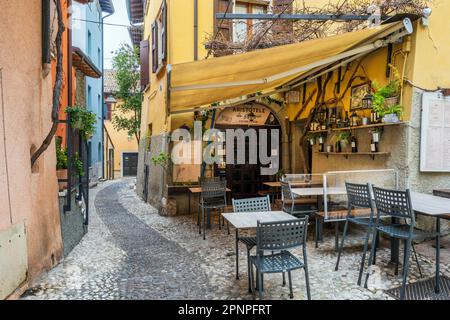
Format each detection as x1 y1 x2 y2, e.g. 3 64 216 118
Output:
136 0 450 217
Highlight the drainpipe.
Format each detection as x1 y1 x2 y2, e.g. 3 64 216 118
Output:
65 0 73 212
101 12 113 180
194 0 198 61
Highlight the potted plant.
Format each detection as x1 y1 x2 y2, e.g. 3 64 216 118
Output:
372 64 403 123
66 106 97 140
369 127 383 143
306 132 319 146
333 131 351 152
56 146 68 191
71 152 85 177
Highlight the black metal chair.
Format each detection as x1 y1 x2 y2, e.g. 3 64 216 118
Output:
198 180 227 240
232 196 271 287
335 182 379 285
364 187 432 300
249 217 311 300
280 180 317 218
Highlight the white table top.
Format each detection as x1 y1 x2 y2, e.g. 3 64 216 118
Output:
291 187 347 197
222 211 297 229
410 192 450 217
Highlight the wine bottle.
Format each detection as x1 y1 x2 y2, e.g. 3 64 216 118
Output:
344 111 350 128
335 141 341 153
351 135 358 153
370 139 378 153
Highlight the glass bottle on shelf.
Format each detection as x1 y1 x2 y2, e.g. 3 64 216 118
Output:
344 111 350 128
335 140 342 153
329 107 337 129
370 138 378 153
351 110 359 127
351 135 358 153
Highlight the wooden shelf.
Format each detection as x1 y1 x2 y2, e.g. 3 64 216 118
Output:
309 122 406 134
317 151 390 160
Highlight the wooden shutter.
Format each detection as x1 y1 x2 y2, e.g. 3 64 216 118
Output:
140 40 150 90
161 0 167 62
214 0 232 42
272 0 293 36
151 21 158 73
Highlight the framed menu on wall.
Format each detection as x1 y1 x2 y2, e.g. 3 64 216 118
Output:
420 92 450 172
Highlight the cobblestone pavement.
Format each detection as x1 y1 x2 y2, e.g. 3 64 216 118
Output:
22 179 450 300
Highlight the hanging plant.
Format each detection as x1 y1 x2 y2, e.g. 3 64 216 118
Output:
56 147 68 170
71 152 85 177
66 106 97 141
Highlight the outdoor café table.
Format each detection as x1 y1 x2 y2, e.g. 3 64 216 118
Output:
188 187 231 227
222 211 297 280
408 191 450 296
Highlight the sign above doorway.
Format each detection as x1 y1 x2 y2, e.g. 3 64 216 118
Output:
216 103 278 126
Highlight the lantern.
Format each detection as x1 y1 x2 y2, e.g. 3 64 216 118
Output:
362 93 374 109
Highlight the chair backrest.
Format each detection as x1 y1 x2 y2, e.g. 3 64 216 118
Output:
232 196 271 213
201 180 227 200
280 181 294 202
199 176 222 184
372 186 415 223
345 182 374 209
256 217 308 252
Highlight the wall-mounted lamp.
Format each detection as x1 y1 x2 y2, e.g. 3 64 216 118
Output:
421 7 432 27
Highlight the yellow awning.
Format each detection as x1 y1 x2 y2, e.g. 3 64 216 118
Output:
169 21 407 113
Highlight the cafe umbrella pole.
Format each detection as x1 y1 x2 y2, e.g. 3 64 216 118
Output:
201 109 217 178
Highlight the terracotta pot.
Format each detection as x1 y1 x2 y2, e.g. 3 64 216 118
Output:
56 169 68 191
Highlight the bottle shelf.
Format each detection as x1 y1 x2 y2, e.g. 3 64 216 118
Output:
317 151 390 160
309 121 406 134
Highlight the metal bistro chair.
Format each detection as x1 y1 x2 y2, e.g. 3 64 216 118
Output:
232 196 271 289
364 187 432 300
335 182 380 285
280 180 317 218
249 217 311 300
198 180 227 240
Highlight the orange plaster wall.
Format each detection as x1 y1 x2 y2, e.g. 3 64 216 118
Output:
0 0 63 289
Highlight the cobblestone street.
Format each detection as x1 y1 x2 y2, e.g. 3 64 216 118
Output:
22 179 450 300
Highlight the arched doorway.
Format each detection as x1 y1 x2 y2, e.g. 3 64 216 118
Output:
214 102 282 199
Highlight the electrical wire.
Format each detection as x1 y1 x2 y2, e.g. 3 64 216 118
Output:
0 68 13 225
73 18 134 28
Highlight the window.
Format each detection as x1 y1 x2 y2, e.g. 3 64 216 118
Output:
88 30 92 56
233 1 268 43
87 86 92 111
152 0 167 73
98 94 102 117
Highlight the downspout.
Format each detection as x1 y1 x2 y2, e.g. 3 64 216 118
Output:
194 0 198 61
101 12 113 180
65 0 73 212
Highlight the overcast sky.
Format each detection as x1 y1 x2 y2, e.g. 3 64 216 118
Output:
104 0 132 70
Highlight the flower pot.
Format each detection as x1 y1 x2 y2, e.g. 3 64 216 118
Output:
56 169 68 191
383 113 399 123
362 117 369 125
372 132 380 143
309 138 315 146
384 96 400 108
318 136 324 144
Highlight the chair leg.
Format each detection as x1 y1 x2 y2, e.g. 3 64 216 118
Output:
364 229 379 289
249 263 255 300
198 206 202 234
218 209 222 230
227 221 230 235
247 247 252 293
315 216 319 249
411 243 423 278
235 232 239 280
258 270 263 300
302 246 311 300
288 271 294 299
335 221 339 252
202 207 206 240
373 231 379 264
358 226 372 286
335 219 349 271
400 238 413 300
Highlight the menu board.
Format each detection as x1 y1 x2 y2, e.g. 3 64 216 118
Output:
420 92 450 172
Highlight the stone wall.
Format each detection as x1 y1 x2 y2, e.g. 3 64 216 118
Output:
136 133 170 213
